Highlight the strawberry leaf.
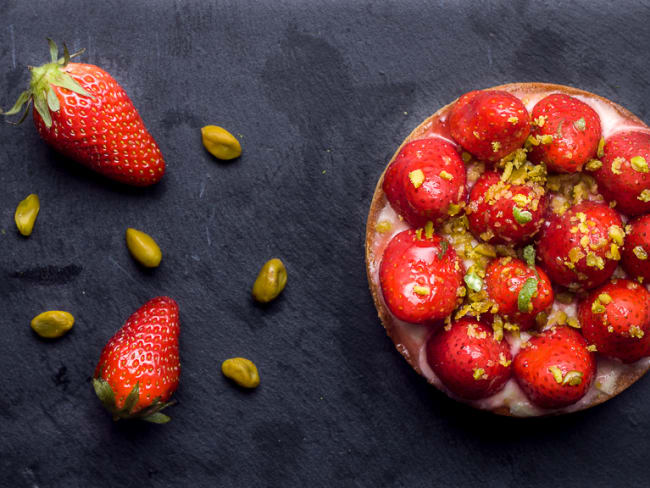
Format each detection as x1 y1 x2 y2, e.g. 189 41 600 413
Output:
33 94 52 128
47 38 58 63
142 412 171 424
121 382 140 415
50 72 93 99
518 278 538 313
513 206 532 225
2 90 32 116
46 88 59 113
93 377 117 413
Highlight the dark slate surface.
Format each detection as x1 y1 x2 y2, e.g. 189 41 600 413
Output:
1 0 650 486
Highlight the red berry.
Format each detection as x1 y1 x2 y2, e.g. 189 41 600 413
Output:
485 257 554 330
426 318 512 400
594 131 650 216
449 90 530 163
379 229 464 325
513 326 596 409
537 201 622 290
382 138 467 227
467 171 548 245
93 297 180 422
5 41 165 186
621 215 650 282
578 279 650 363
529 94 601 173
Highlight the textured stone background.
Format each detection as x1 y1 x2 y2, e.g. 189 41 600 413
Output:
1 0 650 486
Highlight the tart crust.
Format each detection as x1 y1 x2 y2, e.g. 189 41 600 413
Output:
365 82 650 416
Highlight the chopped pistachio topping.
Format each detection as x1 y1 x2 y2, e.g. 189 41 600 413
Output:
498 352 511 367
492 316 504 342
584 159 603 171
527 135 541 147
413 285 430 296
473 368 486 380
586 252 605 269
491 141 502 153
533 115 547 127
473 130 481 139
540 134 554 144
415 228 423 240
598 293 612 305
630 326 645 339
424 221 434 239
597 137 605 158
591 298 605 314
573 117 586 131
611 157 624 175
548 310 568 326
567 317 581 329
587 344 597 352
508 116 519 124
523 244 536 268
633 246 648 260
473 243 497 258
461 151 471 163
638 189 650 202
447 203 462 216
562 371 583 386
631 156 648 173
375 220 392 233
408 169 425 189
439 170 453 181
548 365 564 384
513 205 533 225
608 225 625 246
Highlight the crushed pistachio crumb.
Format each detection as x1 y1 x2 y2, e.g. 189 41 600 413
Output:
598 293 612 305
631 156 648 173
633 246 648 260
630 326 645 339
573 117 586 131
473 368 486 380
597 138 605 158
548 365 564 384
498 352 511 367
461 152 471 163
587 344 597 352
424 221 434 239
584 159 603 171
447 203 461 216
608 225 625 246
375 221 392 233
439 170 453 181
408 169 425 189
508 116 519 124
413 285 430 296
562 371 583 386
415 228 423 240
566 317 581 329
611 157 624 175
540 134 554 144
491 141 502 153
638 189 650 202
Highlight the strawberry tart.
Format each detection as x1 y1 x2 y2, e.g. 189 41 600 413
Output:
366 83 650 416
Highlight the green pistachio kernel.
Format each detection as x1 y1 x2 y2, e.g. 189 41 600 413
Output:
15 194 40 237
517 278 538 313
252 258 287 303
222 357 260 388
31 310 74 339
126 228 162 268
201 125 242 160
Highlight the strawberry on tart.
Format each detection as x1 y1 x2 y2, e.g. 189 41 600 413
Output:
366 83 650 416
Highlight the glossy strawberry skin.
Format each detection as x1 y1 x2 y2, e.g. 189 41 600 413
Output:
379 229 464 325
382 138 467 227
467 171 548 245
622 215 650 282
449 90 530 163
426 318 512 400
94 297 180 413
537 201 622 291
513 326 596 409
485 257 554 330
33 63 165 186
578 279 650 363
594 131 650 216
529 94 601 173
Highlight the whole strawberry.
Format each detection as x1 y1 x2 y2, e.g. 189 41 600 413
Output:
449 90 530 163
513 326 596 409
529 94 602 173
93 297 180 423
593 131 650 216
622 214 650 282
467 171 548 245
485 256 554 331
537 201 622 290
379 229 464 325
2 40 164 186
382 138 467 227
577 279 650 363
426 318 512 400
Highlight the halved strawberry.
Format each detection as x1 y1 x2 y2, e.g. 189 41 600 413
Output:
528 94 601 173
426 318 512 400
379 229 464 325
578 279 650 363
467 171 548 245
382 138 467 227
593 131 650 216
449 90 530 163
513 326 596 409
621 214 650 282
485 256 554 331
537 201 623 290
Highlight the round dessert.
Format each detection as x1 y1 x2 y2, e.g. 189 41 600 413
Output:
366 83 650 417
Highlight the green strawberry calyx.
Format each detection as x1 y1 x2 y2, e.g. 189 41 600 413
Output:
1 39 94 128
92 376 176 424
